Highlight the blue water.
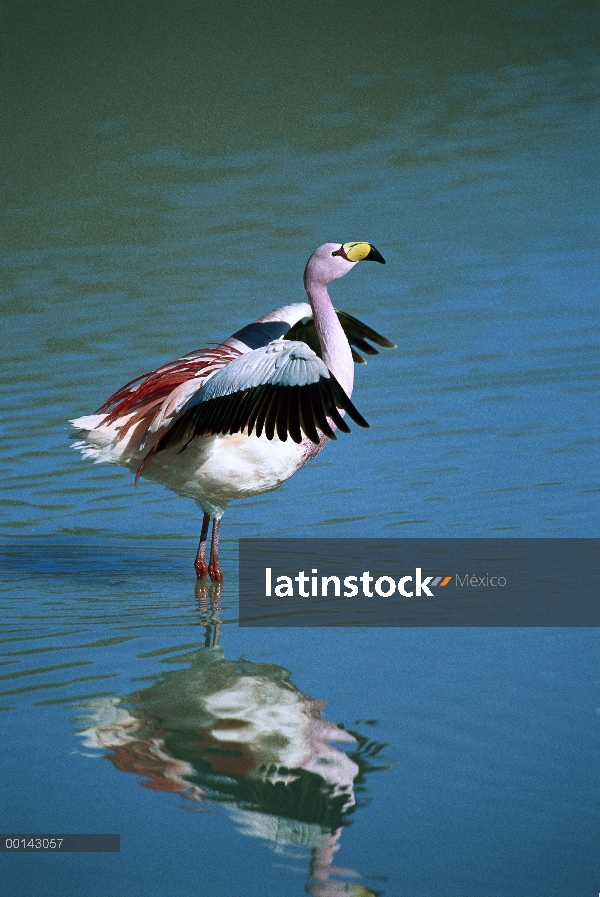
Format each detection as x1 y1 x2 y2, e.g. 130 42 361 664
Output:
1 1 599 894
2 566 598 896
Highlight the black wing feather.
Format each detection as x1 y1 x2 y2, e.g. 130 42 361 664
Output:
246 384 270 435
264 387 283 441
328 373 370 429
298 386 320 444
309 382 336 440
319 380 351 433
351 336 379 356
276 388 290 443
220 389 245 434
284 310 395 363
254 386 277 438
287 386 302 444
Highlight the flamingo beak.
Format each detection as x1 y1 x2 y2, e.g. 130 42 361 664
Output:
335 242 386 264
363 244 386 264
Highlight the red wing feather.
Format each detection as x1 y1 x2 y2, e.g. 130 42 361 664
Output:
96 345 242 426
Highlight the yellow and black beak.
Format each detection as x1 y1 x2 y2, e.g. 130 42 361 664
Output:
333 242 386 264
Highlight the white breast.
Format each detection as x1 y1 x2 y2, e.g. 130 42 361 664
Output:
140 430 317 518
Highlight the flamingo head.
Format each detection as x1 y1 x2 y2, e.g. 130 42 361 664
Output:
304 242 385 289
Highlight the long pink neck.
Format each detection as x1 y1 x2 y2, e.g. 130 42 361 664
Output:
304 278 354 396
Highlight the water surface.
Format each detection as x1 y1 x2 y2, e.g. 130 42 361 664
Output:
1 1 599 894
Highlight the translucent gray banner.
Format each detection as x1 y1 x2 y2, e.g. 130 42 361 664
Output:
239 539 600 626
1 835 120 852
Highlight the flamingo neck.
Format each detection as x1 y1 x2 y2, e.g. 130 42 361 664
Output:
304 279 354 396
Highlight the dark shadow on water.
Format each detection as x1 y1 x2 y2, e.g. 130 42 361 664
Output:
0 540 189 579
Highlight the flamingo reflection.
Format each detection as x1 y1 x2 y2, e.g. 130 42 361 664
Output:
77 583 389 896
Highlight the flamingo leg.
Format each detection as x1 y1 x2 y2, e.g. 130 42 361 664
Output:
194 512 210 579
207 518 223 582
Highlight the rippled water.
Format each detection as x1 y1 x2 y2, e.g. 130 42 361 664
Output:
1 1 599 894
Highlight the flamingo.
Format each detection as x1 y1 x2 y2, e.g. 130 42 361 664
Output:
71 241 393 581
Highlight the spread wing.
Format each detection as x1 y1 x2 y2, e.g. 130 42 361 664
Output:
91 307 393 442
143 340 369 468
285 310 396 364
83 304 393 479
94 344 243 437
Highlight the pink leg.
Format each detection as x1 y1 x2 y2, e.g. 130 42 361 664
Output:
207 518 223 582
194 512 210 579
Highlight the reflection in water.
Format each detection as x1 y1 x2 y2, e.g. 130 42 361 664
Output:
77 583 389 895
195 578 223 648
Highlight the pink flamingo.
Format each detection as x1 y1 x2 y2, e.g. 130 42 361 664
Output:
71 242 392 580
